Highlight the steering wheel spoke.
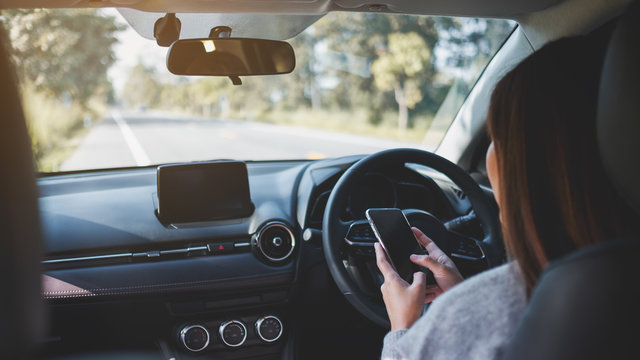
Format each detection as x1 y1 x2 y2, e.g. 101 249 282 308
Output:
447 230 486 261
444 210 484 240
444 211 499 265
343 220 377 256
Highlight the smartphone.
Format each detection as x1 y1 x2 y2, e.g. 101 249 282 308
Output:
366 208 424 283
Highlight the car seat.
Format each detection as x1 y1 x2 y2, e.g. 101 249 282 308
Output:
502 2 640 359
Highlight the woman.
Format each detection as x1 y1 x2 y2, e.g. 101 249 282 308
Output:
377 35 638 359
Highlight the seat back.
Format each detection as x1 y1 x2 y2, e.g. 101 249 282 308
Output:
502 239 640 359
504 2 640 359
597 1 640 216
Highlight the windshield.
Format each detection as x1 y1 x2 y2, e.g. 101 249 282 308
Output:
2 9 515 172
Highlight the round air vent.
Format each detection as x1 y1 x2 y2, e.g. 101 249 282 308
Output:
253 221 295 263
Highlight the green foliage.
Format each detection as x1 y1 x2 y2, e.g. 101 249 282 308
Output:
122 63 163 109
0 8 512 170
4 9 124 104
21 85 88 171
261 108 435 143
371 32 431 131
118 14 513 143
1 8 123 171
118 14 513 142
372 32 431 90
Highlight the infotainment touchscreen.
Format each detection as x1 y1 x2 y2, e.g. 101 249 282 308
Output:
157 161 254 224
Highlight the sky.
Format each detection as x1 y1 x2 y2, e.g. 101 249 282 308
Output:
104 8 168 95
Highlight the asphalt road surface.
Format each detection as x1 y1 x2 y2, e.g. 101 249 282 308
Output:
61 110 428 171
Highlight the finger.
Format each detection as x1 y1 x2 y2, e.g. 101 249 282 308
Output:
424 285 443 297
424 293 439 304
412 228 447 257
424 289 442 304
410 271 426 289
374 243 396 279
410 254 445 273
411 227 432 247
428 251 453 266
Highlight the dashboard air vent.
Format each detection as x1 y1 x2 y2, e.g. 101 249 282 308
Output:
252 221 295 263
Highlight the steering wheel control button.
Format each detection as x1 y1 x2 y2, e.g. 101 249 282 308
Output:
255 315 283 343
219 320 247 347
180 325 210 352
344 221 377 247
347 224 375 241
253 221 295 263
208 242 234 254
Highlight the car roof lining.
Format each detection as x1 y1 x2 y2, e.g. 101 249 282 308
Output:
117 9 322 41
7 0 562 18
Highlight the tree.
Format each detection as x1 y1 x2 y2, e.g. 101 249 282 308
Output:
122 63 163 109
2 9 124 106
1 9 124 171
371 32 431 132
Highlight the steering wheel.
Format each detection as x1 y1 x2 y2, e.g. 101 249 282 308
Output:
322 148 502 328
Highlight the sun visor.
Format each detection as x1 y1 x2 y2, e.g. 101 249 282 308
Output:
118 8 323 41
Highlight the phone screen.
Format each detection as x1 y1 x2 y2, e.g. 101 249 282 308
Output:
366 208 423 282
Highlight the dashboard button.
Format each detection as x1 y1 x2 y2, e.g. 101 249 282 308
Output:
255 315 283 343
180 325 210 352
208 242 234 254
219 320 247 347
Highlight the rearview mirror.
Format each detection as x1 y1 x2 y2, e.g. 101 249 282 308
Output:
167 38 295 77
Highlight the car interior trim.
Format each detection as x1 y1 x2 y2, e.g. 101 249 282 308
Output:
436 26 533 165
43 252 136 264
3 0 564 18
42 252 295 299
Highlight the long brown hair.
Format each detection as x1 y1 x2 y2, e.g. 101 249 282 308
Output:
486 36 637 295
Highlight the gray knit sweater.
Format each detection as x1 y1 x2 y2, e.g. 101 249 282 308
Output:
380 263 527 360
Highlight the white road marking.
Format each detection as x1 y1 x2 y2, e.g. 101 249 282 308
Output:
111 110 151 166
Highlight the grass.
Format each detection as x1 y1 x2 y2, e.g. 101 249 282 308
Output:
150 104 443 145
256 108 436 144
21 86 100 172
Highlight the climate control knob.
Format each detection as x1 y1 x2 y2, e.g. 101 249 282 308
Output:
180 325 210 352
255 315 283 343
219 320 247 347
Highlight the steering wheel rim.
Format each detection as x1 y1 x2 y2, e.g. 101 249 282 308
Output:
322 148 502 328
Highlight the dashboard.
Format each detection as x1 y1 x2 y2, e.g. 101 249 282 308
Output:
38 155 489 359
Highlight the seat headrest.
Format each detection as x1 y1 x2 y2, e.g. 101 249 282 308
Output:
597 1 640 215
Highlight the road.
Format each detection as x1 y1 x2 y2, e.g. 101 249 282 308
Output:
61 110 429 171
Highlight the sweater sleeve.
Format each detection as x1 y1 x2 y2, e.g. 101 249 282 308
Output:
380 329 409 360
378 263 526 360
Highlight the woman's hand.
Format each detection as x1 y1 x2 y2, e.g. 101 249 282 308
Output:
410 227 464 302
374 242 427 331
374 227 464 331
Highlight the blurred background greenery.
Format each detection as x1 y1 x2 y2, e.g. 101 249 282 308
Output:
0 9 512 171
2 9 122 171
